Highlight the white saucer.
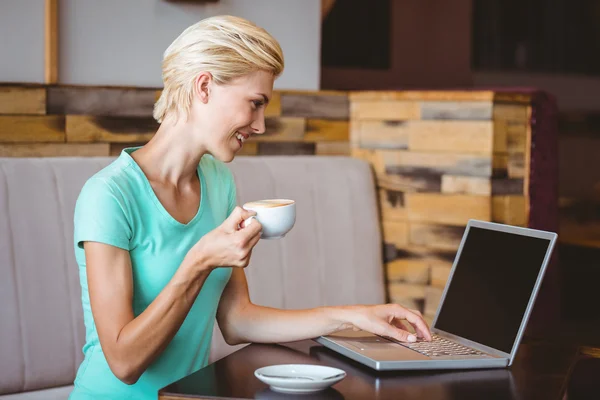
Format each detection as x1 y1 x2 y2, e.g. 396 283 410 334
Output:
254 364 346 394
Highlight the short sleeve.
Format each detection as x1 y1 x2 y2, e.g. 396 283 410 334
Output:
74 178 132 251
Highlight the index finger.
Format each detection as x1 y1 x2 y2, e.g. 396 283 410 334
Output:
403 311 432 341
390 306 431 341
236 217 262 243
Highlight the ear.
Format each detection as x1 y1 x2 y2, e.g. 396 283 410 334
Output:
193 72 213 104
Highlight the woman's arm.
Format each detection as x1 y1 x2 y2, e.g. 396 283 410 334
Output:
86 242 207 384
86 207 261 385
217 269 432 346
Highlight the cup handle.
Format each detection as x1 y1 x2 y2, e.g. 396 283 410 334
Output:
241 216 255 229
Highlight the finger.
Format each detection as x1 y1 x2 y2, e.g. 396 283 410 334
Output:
380 323 417 343
223 207 256 232
391 318 411 333
407 308 430 338
402 310 432 341
235 218 263 244
409 308 423 318
240 216 255 229
245 229 262 250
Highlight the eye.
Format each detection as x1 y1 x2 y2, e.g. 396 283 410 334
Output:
251 100 265 109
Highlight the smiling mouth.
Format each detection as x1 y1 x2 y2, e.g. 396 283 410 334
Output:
235 132 249 147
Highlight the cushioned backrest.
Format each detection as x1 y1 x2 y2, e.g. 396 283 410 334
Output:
0 156 384 394
0 157 112 394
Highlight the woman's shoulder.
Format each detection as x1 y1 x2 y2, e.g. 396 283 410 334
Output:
78 158 134 203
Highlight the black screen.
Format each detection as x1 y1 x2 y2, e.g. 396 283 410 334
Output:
435 227 551 353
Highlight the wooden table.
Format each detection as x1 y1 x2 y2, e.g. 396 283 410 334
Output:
159 339 590 399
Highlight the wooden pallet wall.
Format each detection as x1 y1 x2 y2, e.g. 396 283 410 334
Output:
0 85 350 157
349 91 532 320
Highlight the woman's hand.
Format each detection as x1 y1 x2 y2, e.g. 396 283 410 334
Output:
342 303 432 343
188 206 262 272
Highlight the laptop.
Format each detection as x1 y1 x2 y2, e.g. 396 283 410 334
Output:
315 219 558 371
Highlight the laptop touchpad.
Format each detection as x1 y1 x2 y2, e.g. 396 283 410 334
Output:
341 339 430 361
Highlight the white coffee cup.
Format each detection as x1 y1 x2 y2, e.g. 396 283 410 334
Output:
242 199 296 239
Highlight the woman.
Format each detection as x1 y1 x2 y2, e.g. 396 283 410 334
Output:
70 15 431 399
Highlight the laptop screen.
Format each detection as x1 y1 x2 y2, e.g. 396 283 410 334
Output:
434 226 552 354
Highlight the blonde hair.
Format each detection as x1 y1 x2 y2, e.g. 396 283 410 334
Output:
153 15 284 123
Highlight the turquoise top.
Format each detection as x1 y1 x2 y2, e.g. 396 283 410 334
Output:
70 148 236 399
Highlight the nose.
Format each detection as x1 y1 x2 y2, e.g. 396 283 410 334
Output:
250 110 266 135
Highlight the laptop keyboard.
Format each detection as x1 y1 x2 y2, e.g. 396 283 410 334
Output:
401 334 486 357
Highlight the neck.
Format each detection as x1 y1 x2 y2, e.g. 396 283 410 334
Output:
132 116 206 187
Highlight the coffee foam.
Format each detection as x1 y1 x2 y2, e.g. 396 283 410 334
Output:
243 199 295 209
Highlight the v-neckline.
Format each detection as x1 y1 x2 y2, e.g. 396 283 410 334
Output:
122 147 205 227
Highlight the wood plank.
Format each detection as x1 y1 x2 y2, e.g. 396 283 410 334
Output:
350 91 498 102
0 143 109 157
492 196 528 226
491 178 524 195
424 287 444 316
508 152 526 178
495 119 527 155
281 92 349 120
408 121 493 154
353 120 409 150
237 142 259 156
305 119 349 142
378 172 442 193
351 101 421 120
387 296 422 312
507 122 527 154
48 87 158 117
255 117 306 141
356 121 493 154
0 86 46 114
350 91 531 103
441 175 491 196
406 193 491 226
409 223 465 251
315 141 350 156
381 150 493 178
66 115 157 142
382 220 409 248
384 244 457 265
443 175 523 196
0 116 65 142
265 91 281 117
385 260 430 284
257 142 315 155
493 119 508 154
431 264 452 288
44 0 58 84
388 283 427 301
493 103 529 122
420 101 493 120
379 189 408 221
493 154 509 177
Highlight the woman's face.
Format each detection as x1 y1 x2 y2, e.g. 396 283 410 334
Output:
192 70 275 162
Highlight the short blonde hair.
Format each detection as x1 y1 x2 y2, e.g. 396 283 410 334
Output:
153 15 284 123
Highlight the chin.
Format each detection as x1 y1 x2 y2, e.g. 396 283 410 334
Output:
208 148 236 163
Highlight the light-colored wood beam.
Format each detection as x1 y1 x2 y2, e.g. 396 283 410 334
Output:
45 0 58 83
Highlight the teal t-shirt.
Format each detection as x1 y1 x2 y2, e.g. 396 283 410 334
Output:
70 148 235 399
